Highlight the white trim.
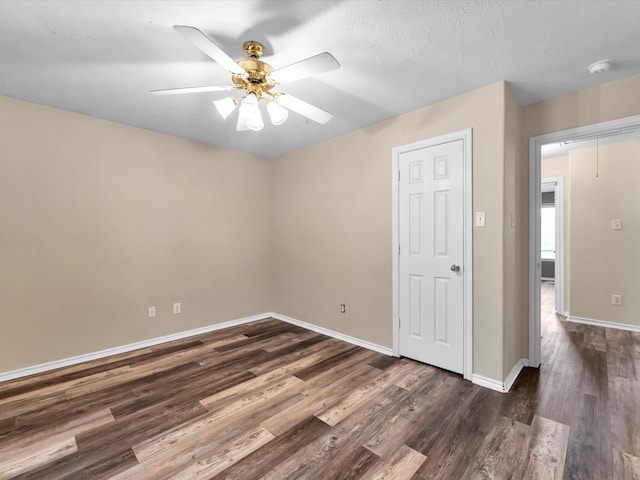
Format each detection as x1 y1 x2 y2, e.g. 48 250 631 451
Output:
528 113 640 368
568 316 640 333
472 358 528 393
471 374 504 392
391 128 473 380
504 358 528 391
0 313 271 382
270 312 394 356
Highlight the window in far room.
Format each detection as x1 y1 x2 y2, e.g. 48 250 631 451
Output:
541 205 555 260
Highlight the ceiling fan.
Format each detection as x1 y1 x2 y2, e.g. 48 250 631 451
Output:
152 26 340 131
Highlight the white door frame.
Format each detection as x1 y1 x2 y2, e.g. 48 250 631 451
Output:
528 113 640 367
392 128 473 380
540 176 564 315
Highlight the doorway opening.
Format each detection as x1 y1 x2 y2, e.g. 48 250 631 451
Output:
528 114 640 367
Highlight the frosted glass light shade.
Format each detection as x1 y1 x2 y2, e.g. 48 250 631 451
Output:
267 100 288 125
239 93 264 131
213 97 237 120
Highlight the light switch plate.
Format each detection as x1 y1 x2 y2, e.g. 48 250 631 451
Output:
475 211 486 227
611 219 622 230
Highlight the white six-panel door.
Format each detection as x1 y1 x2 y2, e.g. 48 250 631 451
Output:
398 139 465 373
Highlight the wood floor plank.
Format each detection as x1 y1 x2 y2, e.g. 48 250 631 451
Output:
210 416 331 480
0 408 113 457
0 362 201 442
162 426 275 480
579 348 609 398
314 360 418 426
613 449 640 480
109 392 307 480
261 362 380 436
536 357 583 426
404 374 472 455
308 444 379 480
246 336 338 376
0 434 77 480
293 345 363 381
272 385 410 479
0 339 203 402
362 371 463 458
198 343 353 410
564 394 613 480
520 415 570 480
359 444 426 480
409 384 503 479
500 366 546 425
609 377 640 458
134 374 305 462
461 414 531 479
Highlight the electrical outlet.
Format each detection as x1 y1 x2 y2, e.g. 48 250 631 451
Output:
340 304 346 313
148 306 156 318
611 219 622 230
612 295 623 306
173 302 181 314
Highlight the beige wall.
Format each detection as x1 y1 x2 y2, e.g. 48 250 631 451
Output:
503 84 528 378
274 82 509 380
568 141 640 326
541 154 571 312
524 74 640 138
0 96 273 372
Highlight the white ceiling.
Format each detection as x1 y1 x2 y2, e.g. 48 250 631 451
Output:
1 0 639 159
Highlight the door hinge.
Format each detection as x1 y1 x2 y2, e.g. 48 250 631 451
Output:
398 170 401 182
398 317 401 329
398 245 401 255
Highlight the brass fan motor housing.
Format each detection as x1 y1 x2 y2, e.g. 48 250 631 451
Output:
231 41 276 99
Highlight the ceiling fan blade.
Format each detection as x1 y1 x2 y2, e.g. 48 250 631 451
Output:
173 25 246 76
150 85 234 96
269 52 340 85
276 94 333 124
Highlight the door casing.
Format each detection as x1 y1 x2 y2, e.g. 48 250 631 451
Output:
392 128 473 380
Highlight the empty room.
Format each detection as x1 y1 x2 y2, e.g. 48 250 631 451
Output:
1 1 639 479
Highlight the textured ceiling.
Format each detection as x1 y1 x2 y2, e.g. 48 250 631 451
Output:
1 0 639 159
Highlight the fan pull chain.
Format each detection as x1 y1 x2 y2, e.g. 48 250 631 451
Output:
596 136 599 178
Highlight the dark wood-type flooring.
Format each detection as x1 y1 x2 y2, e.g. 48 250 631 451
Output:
1 282 639 479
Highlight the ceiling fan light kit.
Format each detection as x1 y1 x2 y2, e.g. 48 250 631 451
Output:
152 26 340 132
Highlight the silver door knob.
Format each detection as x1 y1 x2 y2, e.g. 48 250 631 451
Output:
450 264 461 272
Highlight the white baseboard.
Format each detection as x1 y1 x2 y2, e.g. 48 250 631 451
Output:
472 358 528 393
471 374 505 392
0 312 271 383
1 312 394 383
269 312 394 356
568 315 640 333
504 358 529 391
